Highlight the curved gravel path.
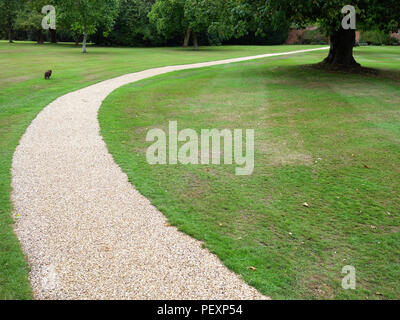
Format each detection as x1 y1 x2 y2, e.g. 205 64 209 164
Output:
12 47 328 300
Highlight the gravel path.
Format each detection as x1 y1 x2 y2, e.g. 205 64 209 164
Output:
12 47 328 300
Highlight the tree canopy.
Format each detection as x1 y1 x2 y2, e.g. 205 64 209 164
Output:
149 0 234 49
1 0 398 62
0 0 24 42
16 0 51 44
56 0 119 52
106 0 160 47
264 0 399 66
148 0 187 44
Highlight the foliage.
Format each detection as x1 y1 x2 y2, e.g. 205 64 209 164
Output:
265 0 399 37
148 0 187 40
149 0 238 46
0 0 24 40
56 0 119 39
95 0 163 46
266 1 363 35
359 30 392 45
224 0 290 45
2 0 400 47
302 28 329 45
262 0 400 65
15 0 51 40
373 0 400 33
2 0 294 46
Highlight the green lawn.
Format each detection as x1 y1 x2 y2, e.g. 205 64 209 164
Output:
99 46 400 300
0 41 323 299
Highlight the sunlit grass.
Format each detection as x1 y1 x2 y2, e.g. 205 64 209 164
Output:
0 41 324 299
99 46 400 300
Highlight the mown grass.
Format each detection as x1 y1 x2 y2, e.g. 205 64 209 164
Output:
0 41 322 299
99 46 400 300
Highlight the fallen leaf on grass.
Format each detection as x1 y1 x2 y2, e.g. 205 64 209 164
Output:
248 266 257 271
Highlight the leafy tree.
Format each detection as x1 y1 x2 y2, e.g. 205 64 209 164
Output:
104 0 161 46
149 0 232 50
263 0 395 67
227 0 289 45
56 0 119 53
148 0 189 46
0 0 25 43
16 0 51 44
184 0 233 49
373 0 399 33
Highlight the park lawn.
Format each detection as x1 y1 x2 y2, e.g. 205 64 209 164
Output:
0 42 324 300
99 46 400 300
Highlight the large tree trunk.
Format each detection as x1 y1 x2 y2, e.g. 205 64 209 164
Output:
193 32 199 51
82 31 87 53
322 29 360 67
183 28 191 47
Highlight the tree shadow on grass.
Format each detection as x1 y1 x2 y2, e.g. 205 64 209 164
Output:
303 63 400 82
239 59 400 84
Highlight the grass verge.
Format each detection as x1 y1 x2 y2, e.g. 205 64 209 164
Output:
99 46 400 299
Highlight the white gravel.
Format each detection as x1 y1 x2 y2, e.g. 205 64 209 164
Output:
11 47 328 300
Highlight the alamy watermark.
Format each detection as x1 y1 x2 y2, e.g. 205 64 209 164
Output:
146 121 254 176
41 5 56 30
342 5 356 30
342 265 356 290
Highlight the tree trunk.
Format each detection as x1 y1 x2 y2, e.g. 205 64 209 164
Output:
50 29 57 43
82 31 87 53
8 27 13 43
193 32 199 51
322 29 360 67
37 30 44 44
183 28 191 47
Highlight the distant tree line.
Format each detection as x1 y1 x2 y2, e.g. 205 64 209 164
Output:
0 0 399 67
0 0 290 51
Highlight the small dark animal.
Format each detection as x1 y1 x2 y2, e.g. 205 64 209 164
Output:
44 70 52 80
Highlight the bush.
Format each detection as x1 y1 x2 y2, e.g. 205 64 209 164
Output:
302 28 329 45
224 25 289 46
388 36 400 46
359 30 392 46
